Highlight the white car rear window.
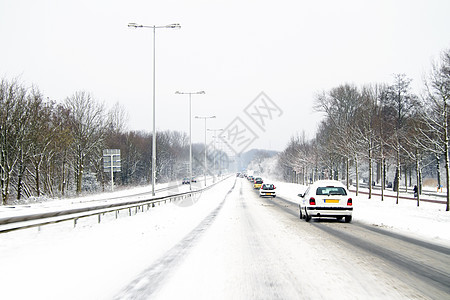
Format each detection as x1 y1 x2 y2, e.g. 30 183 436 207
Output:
315 187 347 196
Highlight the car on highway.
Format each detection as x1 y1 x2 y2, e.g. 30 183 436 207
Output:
182 177 197 184
298 180 352 222
259 183 276 197
253 177 263 189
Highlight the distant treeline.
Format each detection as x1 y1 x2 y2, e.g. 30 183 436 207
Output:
0 81 226 205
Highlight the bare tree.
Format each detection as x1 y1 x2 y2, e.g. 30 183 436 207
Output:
0 79 29 204
314 84 363 192
25 88 59 198
385 74 417 203
352 85 379 199
419 49 450 211
64 91 106 194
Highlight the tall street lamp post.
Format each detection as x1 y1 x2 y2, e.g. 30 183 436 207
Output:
175 91 205 191
128 22 180 196
195 115 216 186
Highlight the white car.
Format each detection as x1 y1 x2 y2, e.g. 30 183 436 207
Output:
298 180 353 222
259 183 276 198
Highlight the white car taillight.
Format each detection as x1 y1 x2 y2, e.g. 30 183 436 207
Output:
347 198 352 206
309 197 316 205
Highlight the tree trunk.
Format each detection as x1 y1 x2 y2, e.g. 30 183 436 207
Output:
346 156 350 189
368 148 372 199
396 141 400 204
445 132 450 211
35 160 41 197
17 148 24 200
61 158 66 197
380 139 385 201
355 154 359 196
436 153 441 191
415 150 420 207
404 165 408 193
76 155 83 195
445 97 450 211
381 157 385 201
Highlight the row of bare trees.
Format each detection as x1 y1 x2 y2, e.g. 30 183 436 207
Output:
0 79 224 205
278 49 450 211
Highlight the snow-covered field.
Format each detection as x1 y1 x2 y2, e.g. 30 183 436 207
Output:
0 176 449 299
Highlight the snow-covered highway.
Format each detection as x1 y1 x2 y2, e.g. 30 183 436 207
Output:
1 176 449 299
116 177 450 299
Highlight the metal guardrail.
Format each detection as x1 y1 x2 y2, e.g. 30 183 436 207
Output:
356 182 446 198
0 175 232 234
348 188 446 205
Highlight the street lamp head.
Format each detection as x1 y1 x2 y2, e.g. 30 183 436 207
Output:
176 91 204 95
128 23 142 28
167 23 181 29
195 115 215 119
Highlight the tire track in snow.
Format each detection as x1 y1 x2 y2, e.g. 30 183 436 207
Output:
113 179 237 299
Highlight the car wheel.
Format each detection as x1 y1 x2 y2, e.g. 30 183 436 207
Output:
305 212 311 222
273 195 276 198
344 216 352 223
299 208 303 219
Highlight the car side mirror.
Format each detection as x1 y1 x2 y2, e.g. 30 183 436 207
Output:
297 193 303 198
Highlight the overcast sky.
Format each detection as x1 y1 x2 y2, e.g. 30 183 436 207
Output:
1 0 449 152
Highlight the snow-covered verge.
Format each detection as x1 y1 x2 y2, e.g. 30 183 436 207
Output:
0 177 235 300
269 179 450 247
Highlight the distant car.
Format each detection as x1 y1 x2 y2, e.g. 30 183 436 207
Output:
298 180 353 222
259 183 276 197
253 177 263 189
182 177 197 184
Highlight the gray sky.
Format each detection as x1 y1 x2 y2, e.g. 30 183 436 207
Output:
1 0 449 152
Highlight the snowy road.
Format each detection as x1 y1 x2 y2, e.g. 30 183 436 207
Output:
115 177 450 299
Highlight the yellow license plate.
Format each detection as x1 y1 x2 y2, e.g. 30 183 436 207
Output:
325 199 339 203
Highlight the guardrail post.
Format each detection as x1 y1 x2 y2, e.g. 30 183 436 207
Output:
98 214 101 223
74 218 78 228
115 210 118 219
